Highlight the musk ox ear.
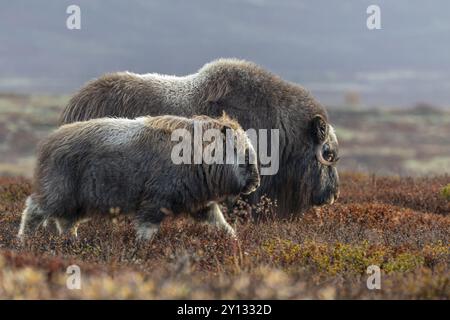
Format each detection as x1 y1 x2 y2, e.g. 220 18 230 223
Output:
219 111 232 122
310 115 328 144
219 111 241 131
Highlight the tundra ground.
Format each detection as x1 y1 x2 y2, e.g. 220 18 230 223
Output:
0 172 448 299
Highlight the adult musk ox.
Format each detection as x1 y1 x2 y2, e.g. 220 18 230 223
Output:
60 59 340 216
18 114 260 240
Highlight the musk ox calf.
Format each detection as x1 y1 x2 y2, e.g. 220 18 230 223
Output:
18 114 260 240
60 58 340 216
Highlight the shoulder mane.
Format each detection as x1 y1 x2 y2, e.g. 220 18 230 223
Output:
142 115 193 132
195 58 301 104
142 113 243 134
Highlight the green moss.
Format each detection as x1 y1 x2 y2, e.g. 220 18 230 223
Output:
441 184 450 200
384 253 425 273
261 239 433 276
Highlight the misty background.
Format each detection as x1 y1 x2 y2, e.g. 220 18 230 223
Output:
0 1 449 177
1 0 450 108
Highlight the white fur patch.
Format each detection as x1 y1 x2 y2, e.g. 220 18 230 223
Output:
17 205 30 239
206 203 236 237
124 72 197 106
95 117 146 146
328 125 338 145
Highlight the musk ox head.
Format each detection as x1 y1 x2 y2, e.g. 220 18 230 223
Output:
196 113 260 197
221 115 260 196
230 126 260 196
307 114 340 206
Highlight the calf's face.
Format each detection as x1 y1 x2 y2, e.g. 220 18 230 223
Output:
238 138 260 195
228 128 260 195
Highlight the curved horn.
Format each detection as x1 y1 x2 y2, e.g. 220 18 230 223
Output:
316 124 339 166
316 142 334 166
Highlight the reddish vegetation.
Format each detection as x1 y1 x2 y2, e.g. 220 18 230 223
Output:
0 173 449 299
339 173 450 215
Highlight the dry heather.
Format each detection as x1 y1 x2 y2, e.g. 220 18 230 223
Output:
0 173 449 299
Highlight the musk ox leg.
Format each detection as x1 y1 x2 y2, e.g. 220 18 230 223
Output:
225 195 238 212
205 202 236 237
135 222 160 241
42 218 59 234
134 201 164 241
54 217 78 236
43 217 75 235
18 195 47 239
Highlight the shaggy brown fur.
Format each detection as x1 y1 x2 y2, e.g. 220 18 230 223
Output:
60 58 339 216
18 114 260 240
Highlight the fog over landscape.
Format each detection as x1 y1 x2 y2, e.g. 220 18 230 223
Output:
1 0 450 107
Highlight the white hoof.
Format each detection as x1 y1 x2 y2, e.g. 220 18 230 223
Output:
136 223 160 241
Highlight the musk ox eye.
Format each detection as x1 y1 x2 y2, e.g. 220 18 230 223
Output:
311 115 328 144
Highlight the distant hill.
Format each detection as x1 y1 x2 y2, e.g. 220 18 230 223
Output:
1 0 450 107
0 93 449 177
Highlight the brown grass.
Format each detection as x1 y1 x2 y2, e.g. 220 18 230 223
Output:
0 173 449 299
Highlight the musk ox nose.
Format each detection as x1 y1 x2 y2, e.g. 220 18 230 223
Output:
326 189 340 205
328 194 335 205
334 189 340 201
312 186 340 206
251 178 260 190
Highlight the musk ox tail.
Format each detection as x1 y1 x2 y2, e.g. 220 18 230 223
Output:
18 195 47 239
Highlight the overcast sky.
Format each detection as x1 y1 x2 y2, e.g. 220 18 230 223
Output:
1 0 450 107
